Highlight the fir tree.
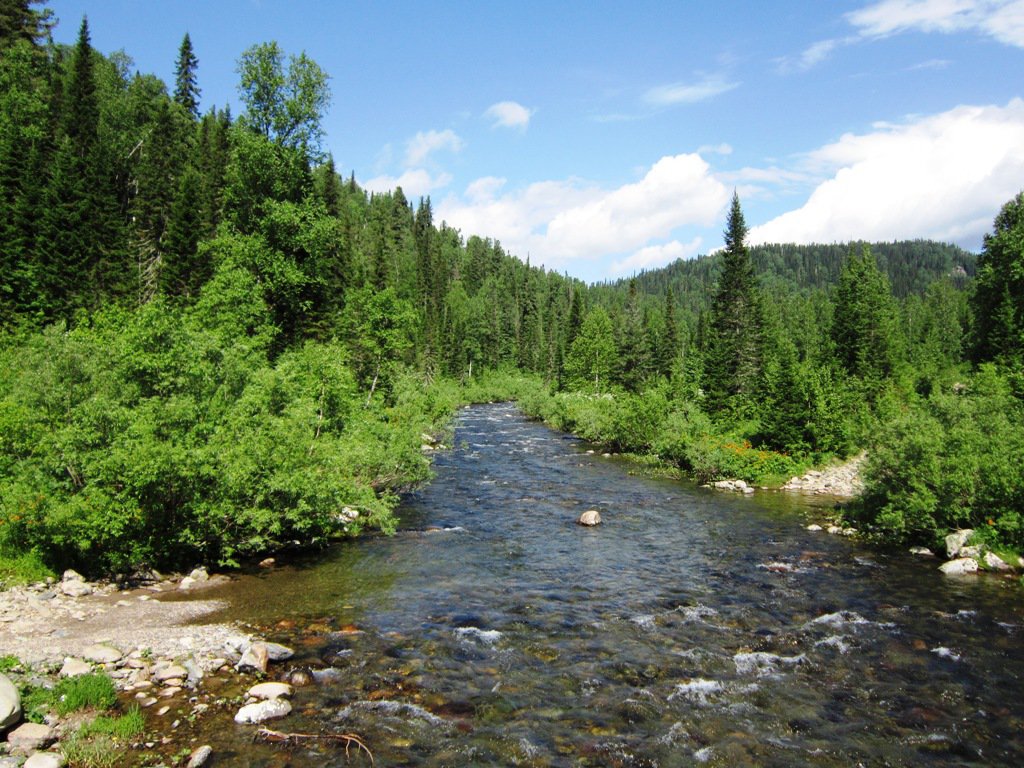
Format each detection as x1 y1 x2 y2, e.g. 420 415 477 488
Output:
173 32 200 119
702 192 764 414
831 244 901 386
970 190 1024 367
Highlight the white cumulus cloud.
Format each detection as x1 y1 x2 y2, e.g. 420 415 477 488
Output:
748 99 1024 247
437 154 729 272
484 101 534 129
846 0 1024 47
404 129 464 167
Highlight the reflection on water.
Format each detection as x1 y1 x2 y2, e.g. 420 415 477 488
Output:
193 403 1024 766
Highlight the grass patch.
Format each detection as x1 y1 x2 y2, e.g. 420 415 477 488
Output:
54 673 117 715
62 706 145 768
78 705 145 739
0 548 55 588
0 654 21 673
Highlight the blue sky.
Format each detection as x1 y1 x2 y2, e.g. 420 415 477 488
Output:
49 0 1024 283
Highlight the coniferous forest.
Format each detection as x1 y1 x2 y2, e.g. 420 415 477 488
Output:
1 3 1023 581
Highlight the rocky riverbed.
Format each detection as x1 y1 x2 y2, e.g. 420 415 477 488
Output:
0 568 302 767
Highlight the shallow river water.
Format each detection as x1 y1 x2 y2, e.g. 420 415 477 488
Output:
193 403 1024 766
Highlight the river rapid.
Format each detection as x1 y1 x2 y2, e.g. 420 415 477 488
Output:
192 403 1024 767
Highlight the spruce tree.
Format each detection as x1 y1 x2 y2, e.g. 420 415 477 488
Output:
830 244 901 387
702 192 764 414
173 32 200 119
970 191 1024 367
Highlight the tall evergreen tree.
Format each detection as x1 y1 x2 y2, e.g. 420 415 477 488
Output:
658 286 679 377
172 32 200 119
970 190 1024 367
830 244 901 386
0 0 53 50
702 192 764 414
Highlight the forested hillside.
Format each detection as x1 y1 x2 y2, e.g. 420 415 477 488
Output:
1 2 1022 580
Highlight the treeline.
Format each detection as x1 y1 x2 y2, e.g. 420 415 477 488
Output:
0 4 589 575
523 190 1024 559
1 2 1021 575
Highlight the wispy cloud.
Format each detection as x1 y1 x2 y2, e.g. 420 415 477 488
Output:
783 1 1024 73
363 168 453 198
846 0 1024 47
643 74 738 106
484 100 534 129
404 129 464 167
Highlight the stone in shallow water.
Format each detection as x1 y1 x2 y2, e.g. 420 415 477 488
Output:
186 745 213 768
234 698 292 724
247 682 293 700
939 557 978 575
577 510 601 526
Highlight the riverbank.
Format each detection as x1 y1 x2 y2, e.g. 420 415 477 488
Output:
0 568 296 767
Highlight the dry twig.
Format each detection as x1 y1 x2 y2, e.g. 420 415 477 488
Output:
254 728 374 764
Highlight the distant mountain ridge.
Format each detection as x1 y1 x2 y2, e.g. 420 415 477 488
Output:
604 240 976 300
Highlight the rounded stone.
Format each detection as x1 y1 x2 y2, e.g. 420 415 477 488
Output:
577 510 602 526
234 698 292 724
247 682 293 700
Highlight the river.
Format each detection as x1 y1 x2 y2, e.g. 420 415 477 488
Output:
193 403 1024 766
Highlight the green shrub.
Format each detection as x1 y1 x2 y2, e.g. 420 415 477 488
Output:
854 365 1024 549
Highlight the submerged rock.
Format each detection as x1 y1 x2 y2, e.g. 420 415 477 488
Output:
939 557 978 575
186 746 213 768
577 510 602 526
909 546 934 556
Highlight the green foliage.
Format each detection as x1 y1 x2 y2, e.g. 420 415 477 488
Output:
853 365 1024 549
971 190 1024 366
0 547 54 586
831 245 902 388
76 705 145 739
564 307 618 393
54 672 117 714
236 41 330 155
0 653 19 672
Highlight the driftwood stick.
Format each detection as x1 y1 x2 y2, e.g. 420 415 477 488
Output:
254 728 374 763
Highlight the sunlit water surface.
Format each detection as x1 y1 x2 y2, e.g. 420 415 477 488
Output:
187 403 1024 766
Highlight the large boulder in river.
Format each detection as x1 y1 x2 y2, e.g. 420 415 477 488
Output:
945 529 974 559
0 672 21 733
577 510 601 526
